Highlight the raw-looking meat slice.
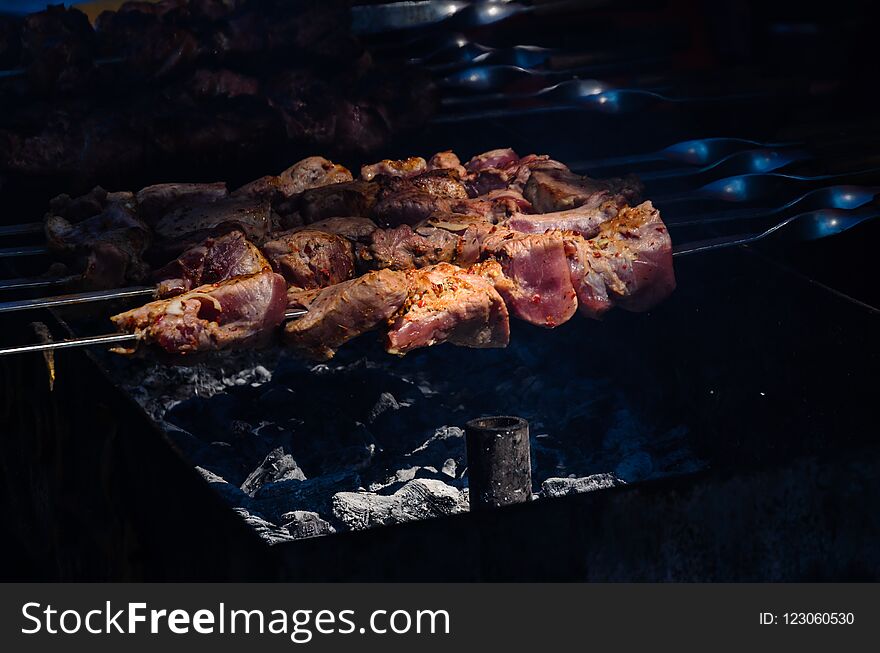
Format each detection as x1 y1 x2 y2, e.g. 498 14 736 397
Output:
565 201 675 318
386 262 510 355
111 269 288 355
479 230 578 327
152 230 270 298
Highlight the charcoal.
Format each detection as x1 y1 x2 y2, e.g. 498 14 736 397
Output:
251 470 361 521
280 510 336 539
541 473 623 498
367 463 455 493
367 391 401 423
92 298 701 543
405 425 466 470
196 466 253 508
232 508 294 545
167 425 245 483
332 479 468 531
240 446 306 497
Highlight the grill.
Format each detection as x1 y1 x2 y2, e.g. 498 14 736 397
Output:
1 0 878 581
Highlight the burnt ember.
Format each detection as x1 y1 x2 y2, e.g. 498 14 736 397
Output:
98 320 701 542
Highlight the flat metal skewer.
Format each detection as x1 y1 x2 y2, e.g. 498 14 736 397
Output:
0 222 43 237
0 244 49 258
0 275 79 292
1 205 874 357
0 308 309 357
0 286 156 314
0 332 139 356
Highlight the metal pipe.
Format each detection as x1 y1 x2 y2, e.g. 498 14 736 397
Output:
465 415 532 511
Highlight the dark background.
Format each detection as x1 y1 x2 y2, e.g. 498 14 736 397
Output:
0 0 878 581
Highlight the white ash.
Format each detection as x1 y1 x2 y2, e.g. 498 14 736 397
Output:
541 473 624 498
232 508 295 545
97 349 278 420
240 447 306 497
281 511 336 539
91 331 702 544
332 479 469 531
195 466 252 508
251 470 362 523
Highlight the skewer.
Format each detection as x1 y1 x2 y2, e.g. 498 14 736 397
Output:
0 202 877 314
0 244 49 258
0 286 156 314
0 308 309 357
1 205 875 358
0 275 79 292
0 222 43 237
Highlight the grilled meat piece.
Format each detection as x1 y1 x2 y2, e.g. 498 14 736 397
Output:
261 229 355 289
96 0 355 78
503 199 622 238
461 151 554 197
427 150 466 177
284 269 409 360
0 2 436 202
152 196 273 254
478 230 579 328
48 186 136 223
298 216 378 241
300 181 380 223
184 68 261 99
565 201 675 318
152 230 270 298
20 5 97 94
45 198 151 289
373 188 453 227
233 156 353 203
136 182 228 223
372 170 474 226
465 148 521 172
360 224 461 271
361 157 427 181
523 163 643 213
112 269 288 355
386 262 510 355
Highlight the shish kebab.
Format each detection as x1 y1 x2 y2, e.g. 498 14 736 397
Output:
2 143 867 359
0 148 674 358
0 148 644 306
1 209 674 360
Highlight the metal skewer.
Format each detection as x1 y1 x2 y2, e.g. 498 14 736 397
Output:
0 286 156 314
0 204 874 357
1 201 877 314
0 332 140 356
0 222 43 237
0 275 79 292
0 308 309 357
0 244 49 258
